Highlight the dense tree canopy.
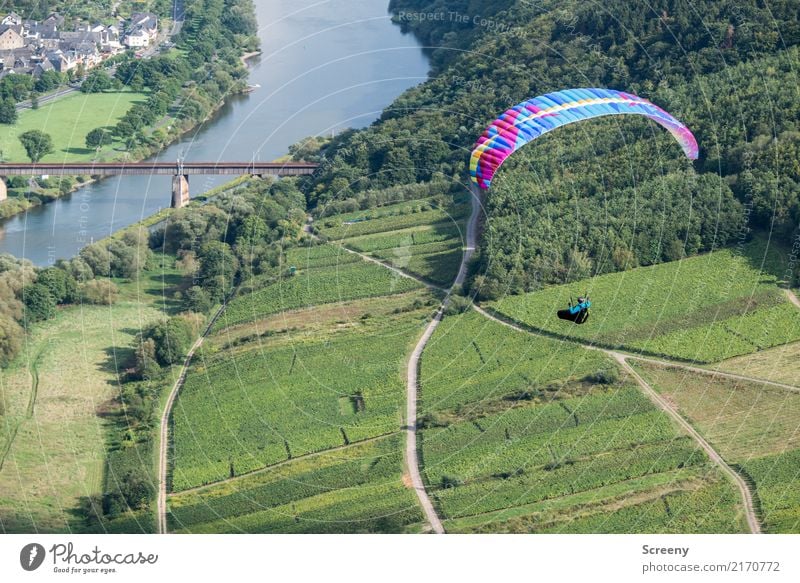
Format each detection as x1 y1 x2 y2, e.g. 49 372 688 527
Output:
298 0 800 291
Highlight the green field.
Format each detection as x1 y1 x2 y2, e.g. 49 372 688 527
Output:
416 311 746 533
717 340 800 387
0 91 147 163
631 361 800 533
0 254 186 532
489 238 800 363
168 434 424 533
172 292 435 491
214 249 424 331
738 450 800 533
317 196 469 287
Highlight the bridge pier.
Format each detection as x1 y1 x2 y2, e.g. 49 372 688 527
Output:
171 174 189 208
0 178 6 202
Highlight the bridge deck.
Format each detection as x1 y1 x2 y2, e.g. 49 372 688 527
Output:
0 162 319 176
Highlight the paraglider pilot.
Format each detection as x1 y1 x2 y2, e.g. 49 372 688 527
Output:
557 295 591 325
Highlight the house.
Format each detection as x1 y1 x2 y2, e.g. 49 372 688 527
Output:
124 28 150 48
32 57 55 78
0 24 25 50
124 12 157 48
46 49 78 72
2 12 22 26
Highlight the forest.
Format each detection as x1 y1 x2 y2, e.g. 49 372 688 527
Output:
296 0 800 295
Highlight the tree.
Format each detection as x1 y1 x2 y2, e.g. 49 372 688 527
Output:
0 314 23 366
18 130 54 163
0 99 17 124
79 279 120 305
85 128 113 149
81 70 113 93
23 283 57 322
182 286 212 313
146 316 193 366
37 267 78 304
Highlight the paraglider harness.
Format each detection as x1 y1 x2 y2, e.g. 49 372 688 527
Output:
557 294 591 325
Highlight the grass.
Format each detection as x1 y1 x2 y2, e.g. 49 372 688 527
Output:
420 310 613 411
168 434 424 533
415 310 746 533
630 361 800 461
737 450 800 533
489 237 800 363
717 340 800 387
0 254 186 533
213 250 424 331
630 360 800 533
171 293 436 491
0 90 148 163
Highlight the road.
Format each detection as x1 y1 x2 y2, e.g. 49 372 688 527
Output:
16 86 80 112
157 299 229 534
404 184 481 533
472 305 765 534
16 0 185 114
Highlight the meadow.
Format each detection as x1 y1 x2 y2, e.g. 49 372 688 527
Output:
0 254 186 533
416 310 746 533
0 90 148 163
489 238 800 363
717 340 800 387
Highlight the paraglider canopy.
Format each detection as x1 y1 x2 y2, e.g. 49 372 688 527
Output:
470 88 699 190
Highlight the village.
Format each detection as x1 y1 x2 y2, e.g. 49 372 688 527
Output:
0 11 160 79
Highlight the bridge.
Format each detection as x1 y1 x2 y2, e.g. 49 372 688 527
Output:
0 162 319 208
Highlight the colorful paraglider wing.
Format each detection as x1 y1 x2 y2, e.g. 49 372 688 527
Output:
469 88 699 189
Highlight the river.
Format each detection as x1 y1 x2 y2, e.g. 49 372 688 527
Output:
0 0 429 265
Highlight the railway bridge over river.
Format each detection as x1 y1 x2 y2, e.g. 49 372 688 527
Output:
0 161 319 208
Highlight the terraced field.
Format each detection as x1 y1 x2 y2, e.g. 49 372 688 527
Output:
630 361 800 533
169 435 423 533
416 311 746 533
171 292 437 491
317 195 470 287
213 247 424 331
490 238 800 363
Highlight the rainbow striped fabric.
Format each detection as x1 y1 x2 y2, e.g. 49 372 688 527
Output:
470 88 699 189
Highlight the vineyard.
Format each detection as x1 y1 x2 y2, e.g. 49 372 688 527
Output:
490 238 800 363
214 251 423 331
318 195 469 286
171 298 433 491
416 311 746 532
737 450 800 533
420 310 612 410
630 362 800 460
168 435 424 533
631 361 800 533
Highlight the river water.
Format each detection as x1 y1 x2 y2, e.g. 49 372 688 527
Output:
0 0 429 265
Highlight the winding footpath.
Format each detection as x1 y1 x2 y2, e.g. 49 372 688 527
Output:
404 185 481 534
157 300 229 534
473 305 765 534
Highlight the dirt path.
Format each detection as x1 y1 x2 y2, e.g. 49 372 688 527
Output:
404 185 482 534
472 305 762 533
157 300 229 534
614 355 761 534
785 288 800 309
